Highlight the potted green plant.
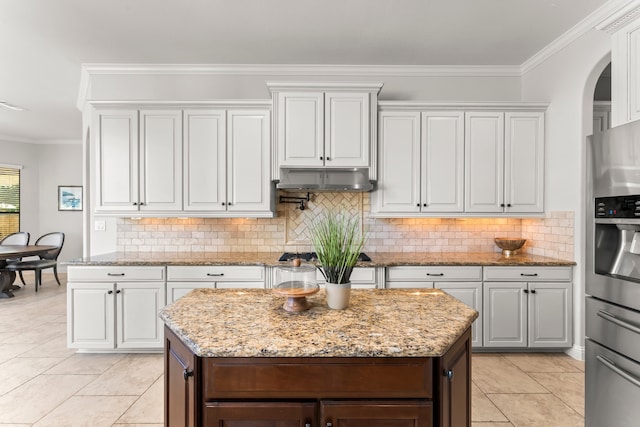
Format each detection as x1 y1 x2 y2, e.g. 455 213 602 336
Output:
309 210 365 309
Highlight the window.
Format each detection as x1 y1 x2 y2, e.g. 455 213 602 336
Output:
0 165 20 239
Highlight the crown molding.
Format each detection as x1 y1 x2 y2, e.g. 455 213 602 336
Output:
522 0 634 75
378 101 549 112
596 0 640 33
80 63 521 77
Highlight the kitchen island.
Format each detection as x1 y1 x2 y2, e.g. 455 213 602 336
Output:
160 288 478 427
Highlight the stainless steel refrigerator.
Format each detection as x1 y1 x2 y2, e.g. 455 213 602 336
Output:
586 119 640 426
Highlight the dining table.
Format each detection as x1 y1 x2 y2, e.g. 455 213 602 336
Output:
0 245 57 298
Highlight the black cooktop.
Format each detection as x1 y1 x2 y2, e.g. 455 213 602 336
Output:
278 252 372 262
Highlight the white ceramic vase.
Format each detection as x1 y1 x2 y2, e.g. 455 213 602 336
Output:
325 282 351 310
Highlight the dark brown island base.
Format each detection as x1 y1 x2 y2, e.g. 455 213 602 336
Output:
161 289 478 427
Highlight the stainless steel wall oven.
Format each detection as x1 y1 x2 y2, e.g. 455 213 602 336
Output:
586 121 640 427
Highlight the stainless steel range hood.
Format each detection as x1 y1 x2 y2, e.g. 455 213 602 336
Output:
276 168 374 192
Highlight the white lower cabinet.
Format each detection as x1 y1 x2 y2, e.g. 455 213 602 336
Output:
315 267 379 289
386 266 483 347
67 266 166 351
166 266 265 303
483 267 572 348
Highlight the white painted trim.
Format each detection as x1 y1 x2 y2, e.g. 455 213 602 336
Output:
76 65 91 111
565 344 585 361
378 101 549 111
80 63 521 78
0 163 23 170
88 100 272 108
596 0 640 33
522 0 634 75
266 81 384 93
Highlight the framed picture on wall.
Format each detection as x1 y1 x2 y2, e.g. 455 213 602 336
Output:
58 185 83 211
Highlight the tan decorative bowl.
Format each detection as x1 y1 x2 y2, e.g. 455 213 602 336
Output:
494 238 527 256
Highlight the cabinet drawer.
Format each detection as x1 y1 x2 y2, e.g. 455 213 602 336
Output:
315 267 376 284
203 358 433 399
483 266 572 282
167 266 264 281
67 266 165 282
386 266 482 282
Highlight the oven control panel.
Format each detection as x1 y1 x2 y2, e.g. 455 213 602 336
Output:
595 195 640 218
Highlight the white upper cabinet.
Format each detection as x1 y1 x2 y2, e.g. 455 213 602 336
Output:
268 82 383 180
421 112 464 212
95 110 139 211
95 108 182 212
465 111 544 214
324 92 370 167
373 110 464 215
184 108 272 216
183 110 226 211
139 110 183 211
465 112 505 213
277 92 324 167
94 103 273 217
226 110 272 213
375 111 421 213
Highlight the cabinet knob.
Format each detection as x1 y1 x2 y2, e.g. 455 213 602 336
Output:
183 369 193 381
326 156 330 161
445 369 454 381
228 202 232 206
531 289 537 294
523 289 529 294
320 156 324 160
326 423 333 427
116 289 121 294
107 290 113 295
139 202 145 206
132 202 138 206
423 203 427 207
507 203 512 207
416 203 420 207
500 203 505 207
221 202 226 206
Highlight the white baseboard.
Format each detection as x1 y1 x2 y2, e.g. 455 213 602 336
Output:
565 344 585 361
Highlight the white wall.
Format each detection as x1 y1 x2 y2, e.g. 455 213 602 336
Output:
521 28 612 359
2 139 83 269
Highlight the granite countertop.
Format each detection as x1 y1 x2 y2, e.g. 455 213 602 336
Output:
160 288 478 358
65 251 575 267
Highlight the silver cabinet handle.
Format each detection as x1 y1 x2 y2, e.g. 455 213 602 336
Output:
445 369 454 381
206 273 224 277
597 354 640 388
107 273 125 276
598 309 640 335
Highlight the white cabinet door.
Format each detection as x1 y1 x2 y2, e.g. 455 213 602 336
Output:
528 282 572 348
183 110 226 212
227 110 271 213
483 282 527 348
95 110 139 211
421 112 464 212
277 92 324 166
116 282 166 349
465 112 505 213
375 111 421 213
67 283 115 349
325 92 369 167
139 110 183 211
438 282 482 348
504 112 544 213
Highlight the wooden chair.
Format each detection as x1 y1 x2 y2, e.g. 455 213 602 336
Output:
4 232 64 292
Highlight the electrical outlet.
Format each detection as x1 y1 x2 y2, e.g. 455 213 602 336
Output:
94 220 106 231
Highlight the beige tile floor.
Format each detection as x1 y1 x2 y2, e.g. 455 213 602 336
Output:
0 274 585 426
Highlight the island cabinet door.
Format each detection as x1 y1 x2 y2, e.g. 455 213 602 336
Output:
321 400 433 427
203 401 316 426
438 327 471 427
166 337 196 427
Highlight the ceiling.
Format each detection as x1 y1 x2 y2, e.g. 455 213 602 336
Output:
0 0 611 144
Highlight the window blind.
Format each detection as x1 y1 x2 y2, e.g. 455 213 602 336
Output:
0 166 20 239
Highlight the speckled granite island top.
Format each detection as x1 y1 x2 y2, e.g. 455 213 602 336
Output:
66 251 575 266
160 288 478 358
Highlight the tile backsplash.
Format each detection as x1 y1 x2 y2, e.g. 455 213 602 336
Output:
116 192 574 261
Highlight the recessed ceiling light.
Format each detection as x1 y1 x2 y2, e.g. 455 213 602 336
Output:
0 101 25 111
